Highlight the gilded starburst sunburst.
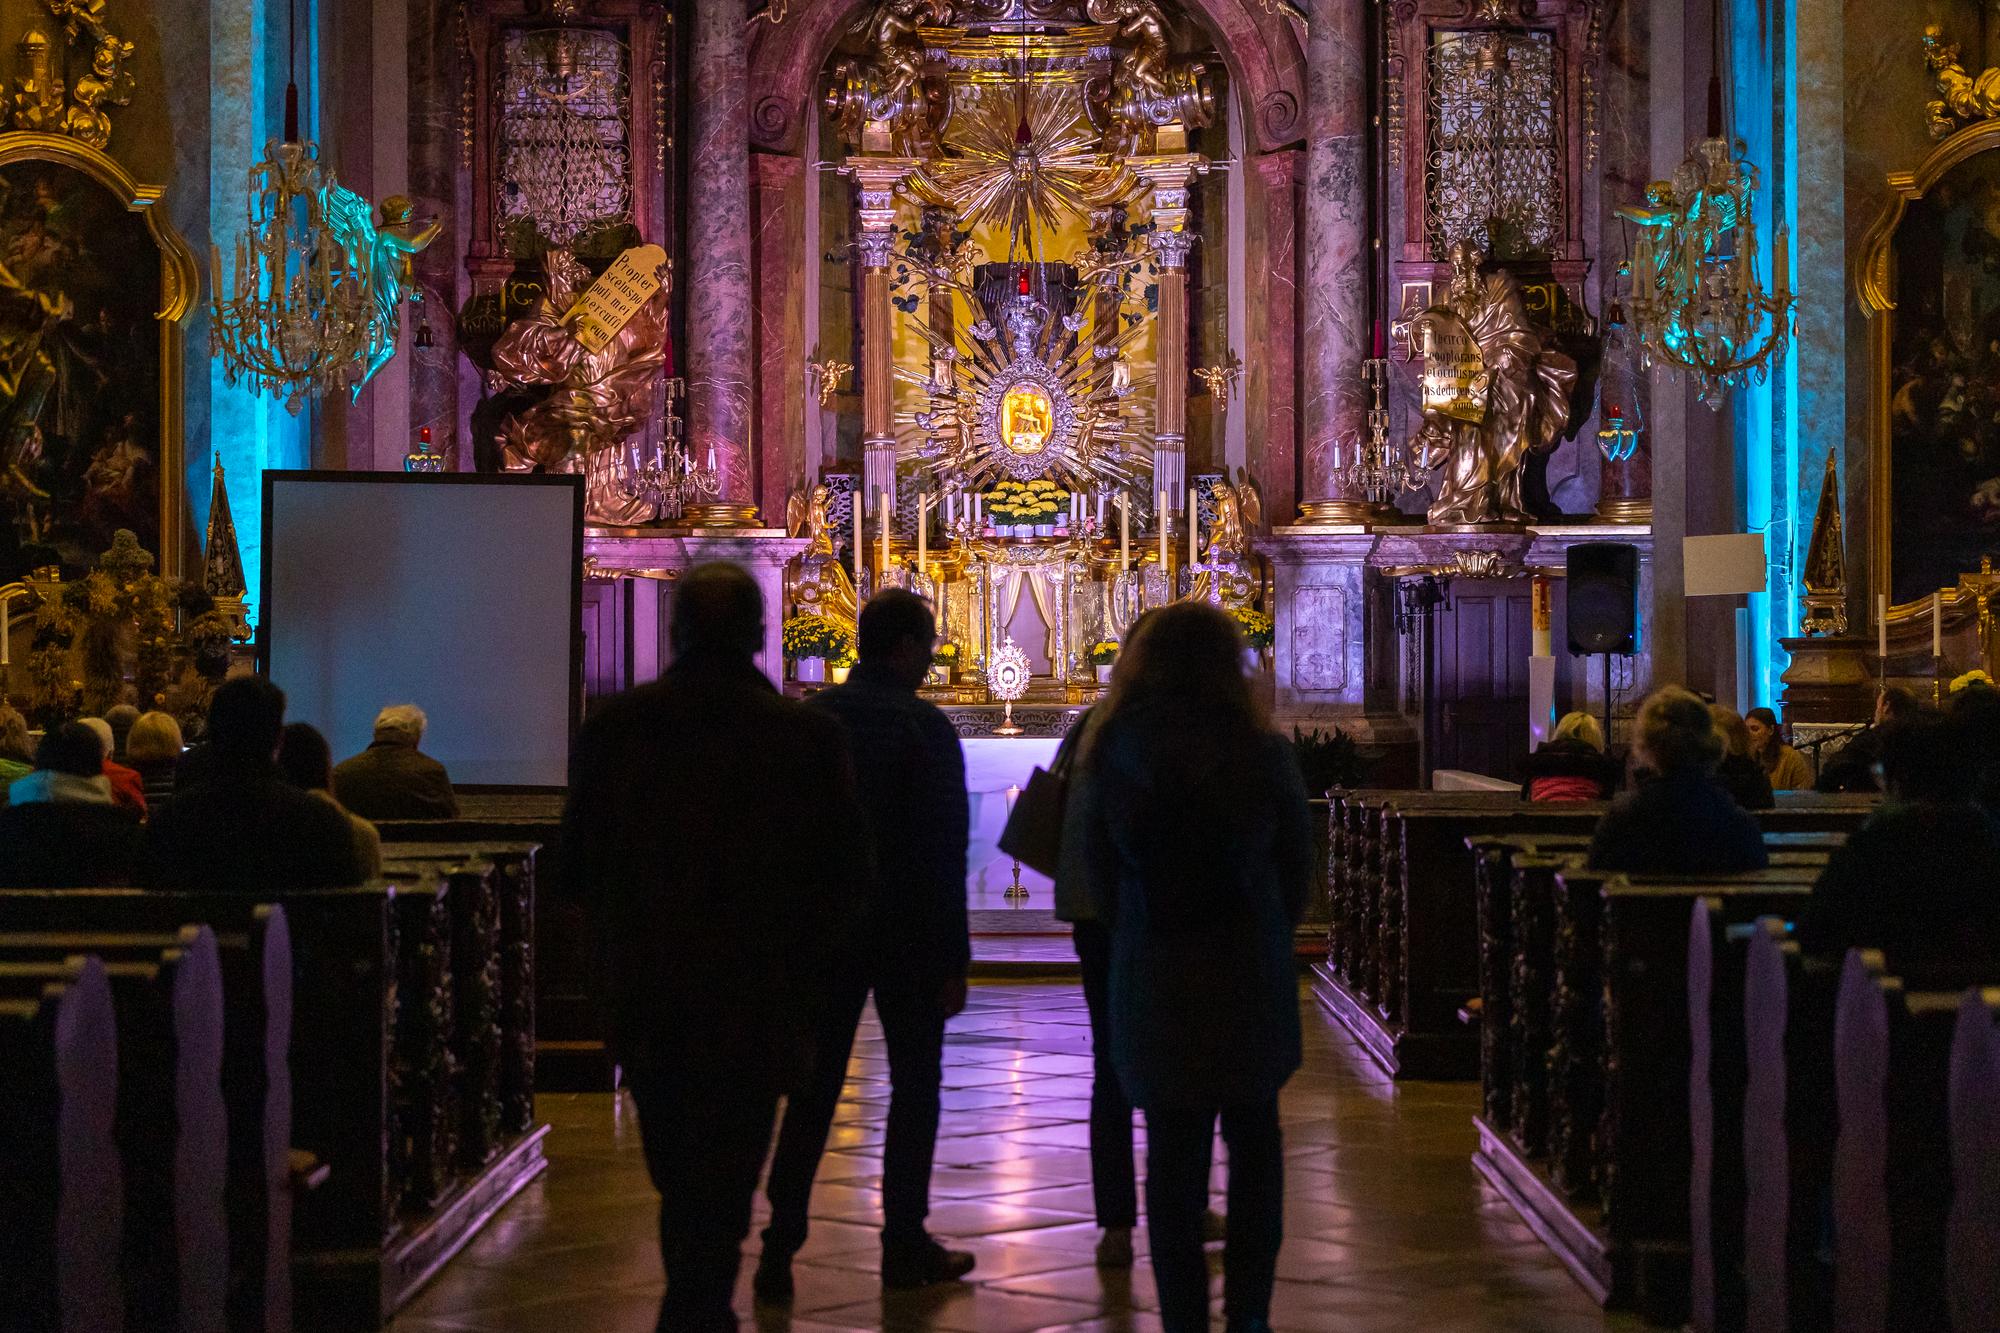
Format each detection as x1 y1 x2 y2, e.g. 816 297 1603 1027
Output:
909 83 1136 245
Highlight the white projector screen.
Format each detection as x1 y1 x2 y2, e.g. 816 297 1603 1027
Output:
261 472 583 789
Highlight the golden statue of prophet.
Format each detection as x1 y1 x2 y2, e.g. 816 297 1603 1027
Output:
1408 242 1577 528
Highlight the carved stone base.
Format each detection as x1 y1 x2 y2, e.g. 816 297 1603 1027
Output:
680 502 765 527
1777 635 1876 724
1595 497 1653 524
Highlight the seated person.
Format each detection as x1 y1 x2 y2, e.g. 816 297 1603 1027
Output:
125 710 184 814
1520 711 1620 802
1588 686 1769 875
1746 706 1813 792
0 705 34 798
79 715 146 816
1709 704 1775 811
144 677 366 893
1949 680 2000 816
333 704 461 821
279 721 382 881
105 702 140 761
1798 714 2000 988
1815 686 1921 794
0 722 143 886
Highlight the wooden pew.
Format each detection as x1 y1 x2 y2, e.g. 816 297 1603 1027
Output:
1832 950 1962 1333
1948 988 2000 1331
1472 864 1823 1322
0 933 227 1332
0 955 121 1333
0 900 295 1333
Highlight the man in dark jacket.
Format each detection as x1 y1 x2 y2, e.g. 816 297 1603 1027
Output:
145 677 366 892
756 588 974 1300
563 563 869 1333
332 704 461 820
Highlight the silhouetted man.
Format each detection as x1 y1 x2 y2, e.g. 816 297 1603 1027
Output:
332 704 461 820
563 563 868 1332
145 676 366 892
756 588 974 1300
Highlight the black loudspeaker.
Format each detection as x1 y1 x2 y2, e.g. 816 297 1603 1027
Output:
1567 542 1639 655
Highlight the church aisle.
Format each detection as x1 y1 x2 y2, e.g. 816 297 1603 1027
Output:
391 983 1642 1332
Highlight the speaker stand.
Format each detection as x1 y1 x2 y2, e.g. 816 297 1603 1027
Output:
1601 653 1614 754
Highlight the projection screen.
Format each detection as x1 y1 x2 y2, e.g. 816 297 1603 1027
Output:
261 472 583 789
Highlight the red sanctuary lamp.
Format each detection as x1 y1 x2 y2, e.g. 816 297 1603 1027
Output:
405 426 446 473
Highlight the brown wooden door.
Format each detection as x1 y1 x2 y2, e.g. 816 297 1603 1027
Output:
1434 578 1534 782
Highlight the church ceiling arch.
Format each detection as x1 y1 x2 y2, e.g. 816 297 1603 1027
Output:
746 0 1306 156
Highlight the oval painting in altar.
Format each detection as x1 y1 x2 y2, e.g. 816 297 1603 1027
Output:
1001 383 1053 457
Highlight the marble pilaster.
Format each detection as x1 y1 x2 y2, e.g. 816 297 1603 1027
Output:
1250 150 1301 525
686 0 757 518
1297 0 1371 522
754 152 806 525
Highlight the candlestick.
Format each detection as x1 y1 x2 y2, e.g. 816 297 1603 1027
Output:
1933 593 1943 658
1372 318 1385 360
1878 594 1888 662
880 492 892 585
1158 489 1168 572
1120 494 1131 572
854 493 866 590
1187 486 1198 570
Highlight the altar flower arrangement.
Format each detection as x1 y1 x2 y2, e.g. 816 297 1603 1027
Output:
1087 640 1119 666
932 642 960 668
1952 668 1995 694
782 613 850 662
986 478 1067 530
1229 606 1275 649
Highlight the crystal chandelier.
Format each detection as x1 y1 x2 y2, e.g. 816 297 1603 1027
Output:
1619 74 1793 406
1342 355 1426 504
209 1 373 414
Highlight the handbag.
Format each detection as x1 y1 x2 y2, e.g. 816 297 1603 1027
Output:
996 717 1087 878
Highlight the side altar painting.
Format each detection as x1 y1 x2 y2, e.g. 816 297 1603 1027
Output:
0 152 167 585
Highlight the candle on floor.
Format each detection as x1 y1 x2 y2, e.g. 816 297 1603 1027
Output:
1878 594 1888 661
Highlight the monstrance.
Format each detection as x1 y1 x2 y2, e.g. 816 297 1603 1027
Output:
987 635 1031 736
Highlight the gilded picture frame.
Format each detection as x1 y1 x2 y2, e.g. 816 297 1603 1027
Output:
0 131 197 584
1857 116 2000 619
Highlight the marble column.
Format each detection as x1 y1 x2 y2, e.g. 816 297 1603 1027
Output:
1137 157 1200 515
849 159 909 514
1250 151 1301 525
754 152 806 526
1594 0 1652 525
685 0 758 523
1297 0 1371 523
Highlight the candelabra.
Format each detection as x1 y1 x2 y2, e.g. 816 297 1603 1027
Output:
1342 357 1426 505
614 379 718 519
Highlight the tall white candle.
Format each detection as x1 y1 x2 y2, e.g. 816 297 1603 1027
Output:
1096 493 1106 530
880 492 892 584
1878 594 1888 660
917 497 928 575
1188 486 1198 569
1158 489 1169 571
973 493 982 529
945 492 955 528
1120 495 1131 572
854 494 866 589
1934 594 1943 658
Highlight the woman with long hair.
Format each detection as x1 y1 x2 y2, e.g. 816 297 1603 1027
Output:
1745 705 1812 791
1060 602 1313 1333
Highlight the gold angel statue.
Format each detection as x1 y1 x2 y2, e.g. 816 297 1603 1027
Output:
1087 0 1213 136
1923 25 2000 138
826 0 948 146
1192 481 1258 608
785 484 859 631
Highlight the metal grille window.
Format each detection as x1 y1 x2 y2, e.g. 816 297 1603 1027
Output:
498 27 633 254
1424 29 1563 261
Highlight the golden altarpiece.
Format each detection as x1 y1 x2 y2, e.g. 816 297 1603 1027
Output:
784 1 1267 703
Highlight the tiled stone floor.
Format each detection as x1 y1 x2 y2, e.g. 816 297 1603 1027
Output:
391 983 1644 1332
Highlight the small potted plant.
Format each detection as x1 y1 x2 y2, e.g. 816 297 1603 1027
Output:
783 613 849 684
931 640 960 685
830 643 858 685
1229 606 1275 669
1088 639 1119 684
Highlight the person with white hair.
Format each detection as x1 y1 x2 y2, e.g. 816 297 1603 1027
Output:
331 703 461 820
77 714 147 816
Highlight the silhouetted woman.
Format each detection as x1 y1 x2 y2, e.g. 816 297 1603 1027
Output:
1060 602 1313 1333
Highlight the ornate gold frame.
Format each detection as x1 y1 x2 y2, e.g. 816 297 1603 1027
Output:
1856 116 2000 622
0 133 200 580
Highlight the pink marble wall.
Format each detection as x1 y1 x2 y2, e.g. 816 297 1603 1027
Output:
687 0 756 508
1250 150 1301 525
754 152 807 526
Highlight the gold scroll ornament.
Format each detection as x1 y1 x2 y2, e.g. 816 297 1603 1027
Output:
564 243 669 353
